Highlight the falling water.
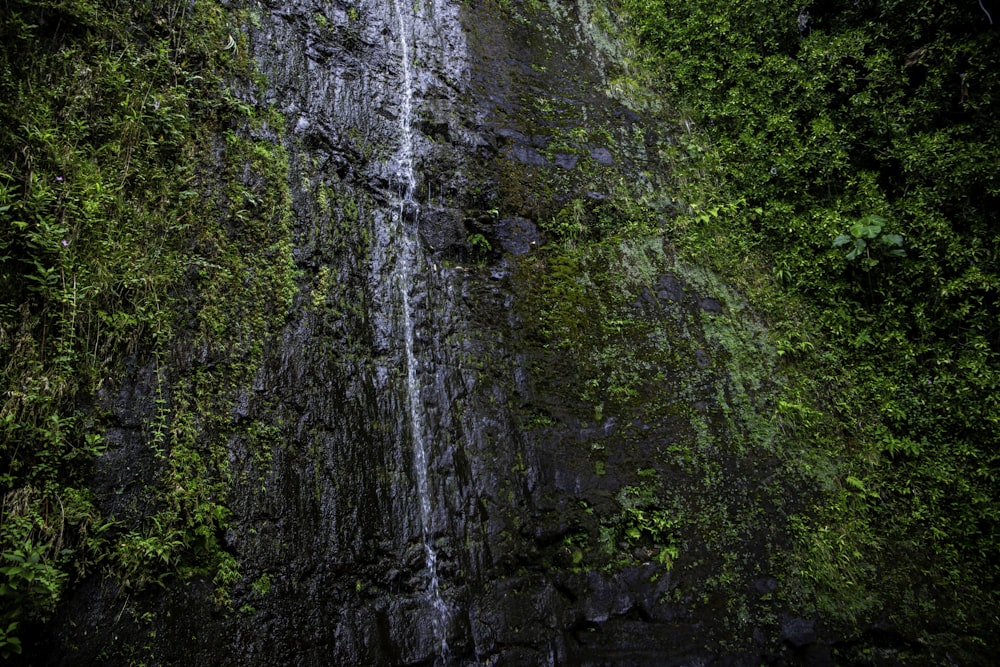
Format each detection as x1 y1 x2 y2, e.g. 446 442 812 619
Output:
390 0 451 661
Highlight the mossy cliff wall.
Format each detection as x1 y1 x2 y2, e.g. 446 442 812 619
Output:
6 0 995 665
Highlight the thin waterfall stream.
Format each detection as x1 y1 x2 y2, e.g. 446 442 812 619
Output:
390 0 451 660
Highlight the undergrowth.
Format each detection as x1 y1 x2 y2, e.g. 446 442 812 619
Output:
0 0 292 656
611 0 999 657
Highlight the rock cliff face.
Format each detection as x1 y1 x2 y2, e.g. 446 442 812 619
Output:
34 0 820 664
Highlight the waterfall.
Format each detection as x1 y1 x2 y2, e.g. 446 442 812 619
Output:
391 0 451 661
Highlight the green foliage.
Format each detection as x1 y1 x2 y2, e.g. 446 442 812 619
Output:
251 572 271 597
467 232 493 256
613 484 680 569
0 540 65 657
616 0 999 651
831 214 904 270
0 484 105 657
1 0 293 650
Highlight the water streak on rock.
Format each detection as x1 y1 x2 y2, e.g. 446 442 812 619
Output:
391 0 451 660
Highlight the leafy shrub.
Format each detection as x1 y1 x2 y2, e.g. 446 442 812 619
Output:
832 214 904 270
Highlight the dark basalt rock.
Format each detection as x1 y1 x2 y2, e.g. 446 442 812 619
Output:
781 615 817 648
589 146 614 166
554 152 579 170
656 273 685 302
508 143 550 167
495 217 542 256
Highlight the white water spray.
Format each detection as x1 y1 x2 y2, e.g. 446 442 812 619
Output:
390 0 451 661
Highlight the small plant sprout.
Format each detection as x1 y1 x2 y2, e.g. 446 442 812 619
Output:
832 214 904 271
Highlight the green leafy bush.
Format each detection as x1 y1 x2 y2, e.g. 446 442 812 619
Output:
615 0 999 653
832 214 904 270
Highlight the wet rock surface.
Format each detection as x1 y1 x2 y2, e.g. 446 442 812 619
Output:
27 1 851 665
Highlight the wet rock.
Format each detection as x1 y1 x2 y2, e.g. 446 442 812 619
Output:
752 576 778 594
26 0 847 664
589 146 614 165
554 152 579 169
417 205 465 251
656 273 685 302
780 615 816 648
700 296 723 313
495 217 542 255
508 143 550 167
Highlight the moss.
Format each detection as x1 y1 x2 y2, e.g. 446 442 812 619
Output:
511 230 797 629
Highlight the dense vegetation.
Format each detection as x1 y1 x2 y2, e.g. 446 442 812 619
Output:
611 0 999 655
0 0 293 657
